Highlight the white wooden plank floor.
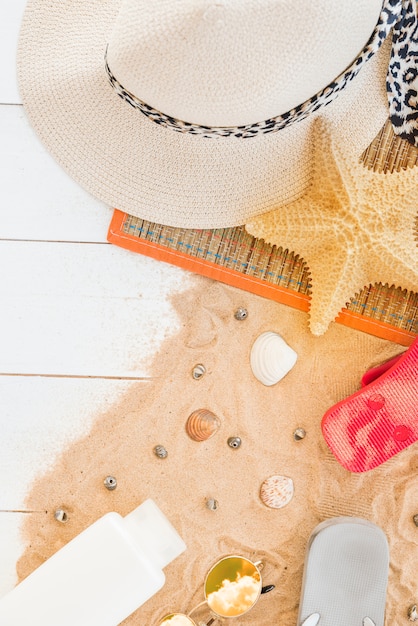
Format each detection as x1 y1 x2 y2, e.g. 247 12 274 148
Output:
0 2 193 596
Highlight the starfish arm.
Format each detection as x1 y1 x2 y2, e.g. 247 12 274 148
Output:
245 120 418 336
304 237 371 336
245 197 340 261
309 123 351 208
307 216 417 336
361 239 418 296
331 139 418 213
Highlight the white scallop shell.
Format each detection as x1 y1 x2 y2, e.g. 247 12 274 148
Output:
260 475 294 509
250 331 297 386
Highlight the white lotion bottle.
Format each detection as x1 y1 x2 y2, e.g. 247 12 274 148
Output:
0 499 186 626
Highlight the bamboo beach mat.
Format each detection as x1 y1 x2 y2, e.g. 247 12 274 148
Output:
108 121 418 346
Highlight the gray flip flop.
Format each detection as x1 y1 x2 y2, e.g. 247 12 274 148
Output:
297 517 389 626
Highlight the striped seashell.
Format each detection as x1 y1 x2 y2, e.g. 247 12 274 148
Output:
192 364 206 380
260 475 294 509
250 332 297 386
185 409 221 442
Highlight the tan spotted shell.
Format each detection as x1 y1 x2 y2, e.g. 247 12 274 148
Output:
260 475 294 509
185 409 221 442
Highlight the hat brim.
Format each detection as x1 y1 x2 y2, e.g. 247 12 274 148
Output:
17 0 391 229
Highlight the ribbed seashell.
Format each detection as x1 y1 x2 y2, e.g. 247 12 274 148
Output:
260 475 294 509
250 331 297 386
186 409 221 442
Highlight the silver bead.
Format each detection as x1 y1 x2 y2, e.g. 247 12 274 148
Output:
293 428 306 441
154 445 168 459
408 605 418 622
234 307 248 321
206 498 219 511
227 436 242 449
104 476 117 491
54 509 68 523
413 514 418 527
192 364 206 380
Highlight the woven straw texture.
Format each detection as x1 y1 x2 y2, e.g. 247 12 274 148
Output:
246 120 418 335
110 120 418 341
17 0 390 228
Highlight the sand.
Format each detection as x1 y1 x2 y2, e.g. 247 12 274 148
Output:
17 278 417 625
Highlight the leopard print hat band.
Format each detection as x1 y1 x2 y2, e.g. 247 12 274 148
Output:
106 0 418 146
16 0 417 228
387 0 418 146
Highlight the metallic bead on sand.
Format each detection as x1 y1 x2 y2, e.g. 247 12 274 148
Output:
234 307 248 321
104 475 117 490
192 364 206 380
186 408 221 442
227 436 242 449
293 428 306 441
206 498 219 511
413 514 418 527
409 605 418 622
54 509 68 523
154 445 168 459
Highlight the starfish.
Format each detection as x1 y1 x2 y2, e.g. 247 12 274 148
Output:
245 119 418 336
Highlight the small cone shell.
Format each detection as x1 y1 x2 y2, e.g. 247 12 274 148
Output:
185 409 221 442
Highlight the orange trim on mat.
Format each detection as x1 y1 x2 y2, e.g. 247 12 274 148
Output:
108 210 416 347
336 310 416 346
108 210 310 311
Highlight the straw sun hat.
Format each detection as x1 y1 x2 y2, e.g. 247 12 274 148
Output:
17 0 418 229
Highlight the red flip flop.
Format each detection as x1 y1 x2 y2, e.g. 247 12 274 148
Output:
321 338 418 472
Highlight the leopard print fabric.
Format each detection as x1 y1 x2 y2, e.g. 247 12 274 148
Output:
387 0 418 146
105 0 417 146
